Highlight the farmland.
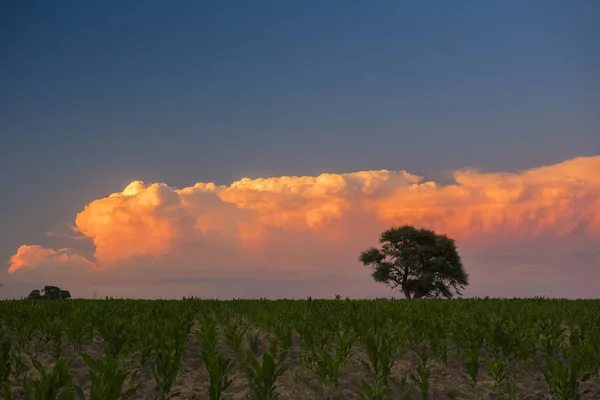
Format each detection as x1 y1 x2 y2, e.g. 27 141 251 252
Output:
1 298 599 400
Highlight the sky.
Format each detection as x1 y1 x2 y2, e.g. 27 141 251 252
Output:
1 0 599 299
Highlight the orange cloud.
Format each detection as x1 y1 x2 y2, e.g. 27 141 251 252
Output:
8 245 95 274
218 170 420 229
74 182 198 265
376 156 600 241
6 155 600 297
68 170 421 267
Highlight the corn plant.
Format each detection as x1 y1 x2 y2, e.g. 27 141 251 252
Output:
97 319 132 359
222 318 248 360
486 318 517 399
485 352 514 399
151 314 193 400
334 329 356 367
1 338 12 400
39 318 64 360
65 313 91 353
242 341 288 400
303 346 339 390
541 355 592 400
360 325 402 385
428 319 449 367
248 331 262 356
22 357 79 400
357 322 403 399
198 318 236 400
13 319 37 353
454 320 485 388
588 333 600 381
80 352 138 400
409 336 431 400
10 350 27 388
357 375 389 400
273 324 293 355
132 318 154 369
296 318 317 351
304 328 357 390
539 325 593 400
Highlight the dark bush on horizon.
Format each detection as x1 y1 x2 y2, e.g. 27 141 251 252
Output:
27 285 71 300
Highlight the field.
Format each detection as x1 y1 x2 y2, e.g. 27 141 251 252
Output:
1 298 599 400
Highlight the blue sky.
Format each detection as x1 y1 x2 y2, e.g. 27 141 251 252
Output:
1 0 599 298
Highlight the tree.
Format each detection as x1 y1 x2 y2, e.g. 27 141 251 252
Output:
27 289 42 299
42 285 71 300
359 225 469 300
27 286 71 300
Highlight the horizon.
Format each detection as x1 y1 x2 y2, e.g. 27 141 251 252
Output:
1 1 599 300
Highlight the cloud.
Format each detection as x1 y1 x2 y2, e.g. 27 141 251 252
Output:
5 156 600 298
46 223 90 241
74 182 198 265
377 156 600 241
7 245 95 284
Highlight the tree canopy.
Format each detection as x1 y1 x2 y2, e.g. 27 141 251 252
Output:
27 286 72 300
359 225 469 300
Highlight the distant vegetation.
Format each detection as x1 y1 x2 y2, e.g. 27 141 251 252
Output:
26 285 71 300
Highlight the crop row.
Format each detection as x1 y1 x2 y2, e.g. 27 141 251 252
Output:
1 298 599 399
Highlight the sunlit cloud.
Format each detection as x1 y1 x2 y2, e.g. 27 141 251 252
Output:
6 156 600 298
8 245 95 278
377 156 600 243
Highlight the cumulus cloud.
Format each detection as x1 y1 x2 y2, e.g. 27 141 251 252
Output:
6 156 600 298
7 245 96 284
74 181 198 265
377 156 600 248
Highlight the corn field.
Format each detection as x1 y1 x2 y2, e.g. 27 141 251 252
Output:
1 298 599 400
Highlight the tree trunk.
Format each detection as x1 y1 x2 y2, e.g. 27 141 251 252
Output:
413 291 426 300
402 270 411 300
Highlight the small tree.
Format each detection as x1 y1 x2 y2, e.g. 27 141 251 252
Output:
27 289 43 299
359 225 468 300
27 286 71 300
42 286 71 300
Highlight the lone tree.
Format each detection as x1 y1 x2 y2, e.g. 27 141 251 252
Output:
27 285 71 300
359 225 469 300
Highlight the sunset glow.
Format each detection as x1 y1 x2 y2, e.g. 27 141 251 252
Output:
6 156 599 296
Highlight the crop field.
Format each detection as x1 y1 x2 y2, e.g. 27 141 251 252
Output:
1 298 599 400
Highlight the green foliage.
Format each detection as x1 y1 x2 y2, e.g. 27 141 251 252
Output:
222 317 248 360
455 321 485 388
27 286 72 300
198 316 236 400
273 324 293 355
22 357 79 400
39 317 64 360
0 337 12 400
97 318 132 359
356 316 404 399
65 310 92 353
82 353 139 400
409 334 431 400
151 310 193 400
485 317 517 399
357 375 390 400
242 342 288 400
0 297 599 399
248 331 261 356
539 325 593 400
359 225 469 300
